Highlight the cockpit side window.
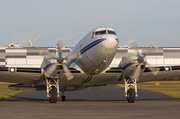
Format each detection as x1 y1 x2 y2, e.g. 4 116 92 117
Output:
108 30 116 35
91 32 94 39
94 30 106 35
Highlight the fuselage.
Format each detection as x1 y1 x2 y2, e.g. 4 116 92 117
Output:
41 26 119 80
67 26 119 75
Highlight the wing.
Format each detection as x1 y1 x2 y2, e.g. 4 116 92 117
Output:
105 67 123 73
85 65 180 85
139 66 180 82
0 67 42 84
1 65 180 91
0 66 82 90
77 67 123 87
0 67 81 85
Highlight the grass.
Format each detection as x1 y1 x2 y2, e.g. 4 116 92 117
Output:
1 81 180 101
0 82 24 101
118 81 180 100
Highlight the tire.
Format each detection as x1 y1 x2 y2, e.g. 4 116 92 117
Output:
127 88 135 103
49 86 57 103
62 95 66 101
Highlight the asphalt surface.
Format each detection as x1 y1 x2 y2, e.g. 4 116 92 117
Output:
0 84 180 119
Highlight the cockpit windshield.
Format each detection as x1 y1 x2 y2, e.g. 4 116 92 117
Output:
94 30 106 35
91 29 116 39
108 30 116 35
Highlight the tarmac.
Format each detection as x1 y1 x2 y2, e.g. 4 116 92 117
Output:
0 84 180 119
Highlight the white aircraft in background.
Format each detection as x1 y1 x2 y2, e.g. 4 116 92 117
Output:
1 26 180 103
17 26 43 47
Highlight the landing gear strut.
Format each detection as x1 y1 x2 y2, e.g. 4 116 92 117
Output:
46 78 60 103
124 78 138 103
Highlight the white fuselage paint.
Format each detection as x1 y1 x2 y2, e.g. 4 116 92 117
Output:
66 26 118 75
41 26 119 87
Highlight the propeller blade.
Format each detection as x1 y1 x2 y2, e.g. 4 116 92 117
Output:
143 44 158 57
131 64 141 80
62 63 74 81
32 33 43 43
29 26 37 42
57 40 63 57
65 52 82 60
146 63 159 75
11 33 16 44
44 63 57 78
129 39 140 57
40 50 57 59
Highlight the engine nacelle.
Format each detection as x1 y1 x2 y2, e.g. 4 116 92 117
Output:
118 55 146 79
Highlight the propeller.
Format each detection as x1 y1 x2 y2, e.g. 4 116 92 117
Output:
17 26 43 47
41 40 81 81
129 39 159 76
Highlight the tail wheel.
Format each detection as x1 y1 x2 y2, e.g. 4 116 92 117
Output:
127 88 135 103
49 86 57 103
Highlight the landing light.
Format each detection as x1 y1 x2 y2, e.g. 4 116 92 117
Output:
165 66 171 71
10 68 15 73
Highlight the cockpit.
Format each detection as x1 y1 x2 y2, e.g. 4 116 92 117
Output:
91 29 116 39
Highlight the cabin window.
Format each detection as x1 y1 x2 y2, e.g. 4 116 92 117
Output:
108 30 116 35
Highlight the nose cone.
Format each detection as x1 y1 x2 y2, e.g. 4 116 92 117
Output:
102 36 118 49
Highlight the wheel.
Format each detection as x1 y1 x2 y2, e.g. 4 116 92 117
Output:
127 88 135 103
62 95 66 101
49 86 57 103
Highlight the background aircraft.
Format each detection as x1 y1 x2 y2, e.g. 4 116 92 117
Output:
1 26 180 103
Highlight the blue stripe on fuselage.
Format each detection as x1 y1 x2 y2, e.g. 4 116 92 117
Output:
80 38 106 54
67 38 106 67
115 38 119 42
122 62 136 70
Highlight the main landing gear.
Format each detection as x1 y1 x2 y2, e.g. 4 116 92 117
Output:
124 78 138 103
46 78 60 103
49 86 57 103
46 78 67 103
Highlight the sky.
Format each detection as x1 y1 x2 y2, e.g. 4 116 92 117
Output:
0 0 180 47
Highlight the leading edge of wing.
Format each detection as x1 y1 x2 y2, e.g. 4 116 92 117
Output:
144 65 180 72
0 67 81 73
106 65 180 73
105 67 123 73
0 67 41 73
